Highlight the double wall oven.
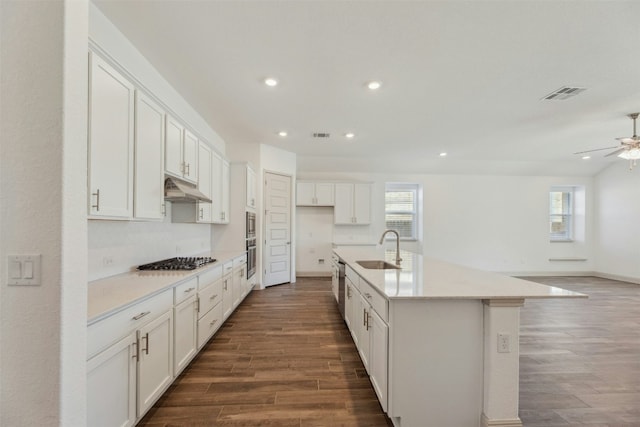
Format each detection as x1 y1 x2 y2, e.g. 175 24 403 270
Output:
246 212 256 279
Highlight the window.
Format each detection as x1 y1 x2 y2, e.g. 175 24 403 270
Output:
549 187 573 241
385 183 419 240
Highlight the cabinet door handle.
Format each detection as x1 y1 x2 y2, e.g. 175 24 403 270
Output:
92 189 100 212
132 311 150 321
142 332 149 355
196 297 200 313
224 280 228 291
185 163 190 176
199 207 203 219
363 308 367 327
162 203 166 217
366 312 371 331
184 287 195 293
132 340 139 361
210 294 218 301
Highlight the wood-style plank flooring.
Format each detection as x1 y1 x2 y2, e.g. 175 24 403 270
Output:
139 278 393 426
518 276 640 427
139 276 640 427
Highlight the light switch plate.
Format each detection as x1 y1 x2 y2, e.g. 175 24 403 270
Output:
7 255 41 286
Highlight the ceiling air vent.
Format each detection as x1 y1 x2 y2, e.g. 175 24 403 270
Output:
542 86 587 101
312 132 331 139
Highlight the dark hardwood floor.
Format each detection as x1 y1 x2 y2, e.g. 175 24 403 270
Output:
139 278 393 426
139 276 640 427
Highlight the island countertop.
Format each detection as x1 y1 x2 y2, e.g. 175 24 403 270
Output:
334 247 587 301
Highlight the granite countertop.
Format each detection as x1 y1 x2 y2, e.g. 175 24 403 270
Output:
334 247 587 301
88 250 246 324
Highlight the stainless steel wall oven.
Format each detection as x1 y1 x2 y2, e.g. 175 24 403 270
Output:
246 212 256 279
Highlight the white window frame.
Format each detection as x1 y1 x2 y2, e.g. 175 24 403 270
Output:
549 186 574 242
385 183 419 241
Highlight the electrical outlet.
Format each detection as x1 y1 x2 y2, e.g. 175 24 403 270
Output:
497 333 510 353
318 258 325 264
103 256 114 266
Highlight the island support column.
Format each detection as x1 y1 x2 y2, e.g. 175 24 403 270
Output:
481 299 525 427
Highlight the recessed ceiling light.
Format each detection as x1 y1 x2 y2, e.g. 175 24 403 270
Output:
278 131 288 137
582 155 591 160
367 81 381 90
439 152 448 157
345 132 355 139
264 77 278 87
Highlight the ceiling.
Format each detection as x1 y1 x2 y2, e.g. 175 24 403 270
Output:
93 0 640 176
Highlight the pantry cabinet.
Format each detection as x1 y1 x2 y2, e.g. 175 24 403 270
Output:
164 115 198 185
88 52 135 219
334 183 371 225
134 92 165 220
296 182 335 206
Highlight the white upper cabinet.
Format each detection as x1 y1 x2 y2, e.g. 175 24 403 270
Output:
334 183 371 225
164 116 198 185
197 143 212 223
246 165 256 209
296 182 334 206
88 53 135 219
211 153 230 224
134 92 165 220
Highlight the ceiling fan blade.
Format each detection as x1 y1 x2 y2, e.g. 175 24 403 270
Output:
573 146 619 155
604 148 626 157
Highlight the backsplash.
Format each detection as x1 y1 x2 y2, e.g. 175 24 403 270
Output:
88 202 212 281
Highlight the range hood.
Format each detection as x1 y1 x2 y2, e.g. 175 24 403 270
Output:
164 177 212 203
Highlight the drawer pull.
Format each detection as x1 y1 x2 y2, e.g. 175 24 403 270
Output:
210 294 218 301
132 311 150 321
184 287 195 293
209 319 218 327
132 340 138 360
365 292 372 299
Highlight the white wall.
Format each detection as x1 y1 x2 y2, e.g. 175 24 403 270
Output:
297 172 595 275
594 163 640 282
87 3 226 280
1 1 88 424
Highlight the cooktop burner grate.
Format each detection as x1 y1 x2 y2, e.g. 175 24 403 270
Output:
137 257 216 271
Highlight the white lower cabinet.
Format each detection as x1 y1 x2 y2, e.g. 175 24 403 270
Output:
87 289 173 427
222 262 234 320
173 295 198 375
137 310 174 417
368 309 388 412
87 332 136 427
232 255 248 308
343 265 389 412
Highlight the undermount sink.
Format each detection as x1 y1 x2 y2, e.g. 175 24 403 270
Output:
356 260 401 270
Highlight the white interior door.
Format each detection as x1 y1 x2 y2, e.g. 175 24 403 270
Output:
264 172 291 287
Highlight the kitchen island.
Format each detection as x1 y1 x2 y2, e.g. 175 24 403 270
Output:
333 247 586 427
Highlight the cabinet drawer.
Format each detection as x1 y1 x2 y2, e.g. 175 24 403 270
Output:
197 301 223 348
198 265 222 291
345 265 360 291
88 289 172 359
233 254 247 268
174 277 198 305
198 278 223 319
222 261 233 277
360 280 388 322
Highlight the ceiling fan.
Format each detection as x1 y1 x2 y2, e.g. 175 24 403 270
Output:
574 112 640 170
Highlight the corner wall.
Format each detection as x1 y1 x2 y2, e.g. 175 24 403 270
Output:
1 1 88 424
594 163 640 282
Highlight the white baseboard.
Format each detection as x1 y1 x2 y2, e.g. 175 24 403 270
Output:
296 271 332 278
594 271 640 285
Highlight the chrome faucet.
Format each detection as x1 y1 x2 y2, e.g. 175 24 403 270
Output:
379 229 402 265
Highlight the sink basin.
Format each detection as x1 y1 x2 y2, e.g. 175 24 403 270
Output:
356 260 401 270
